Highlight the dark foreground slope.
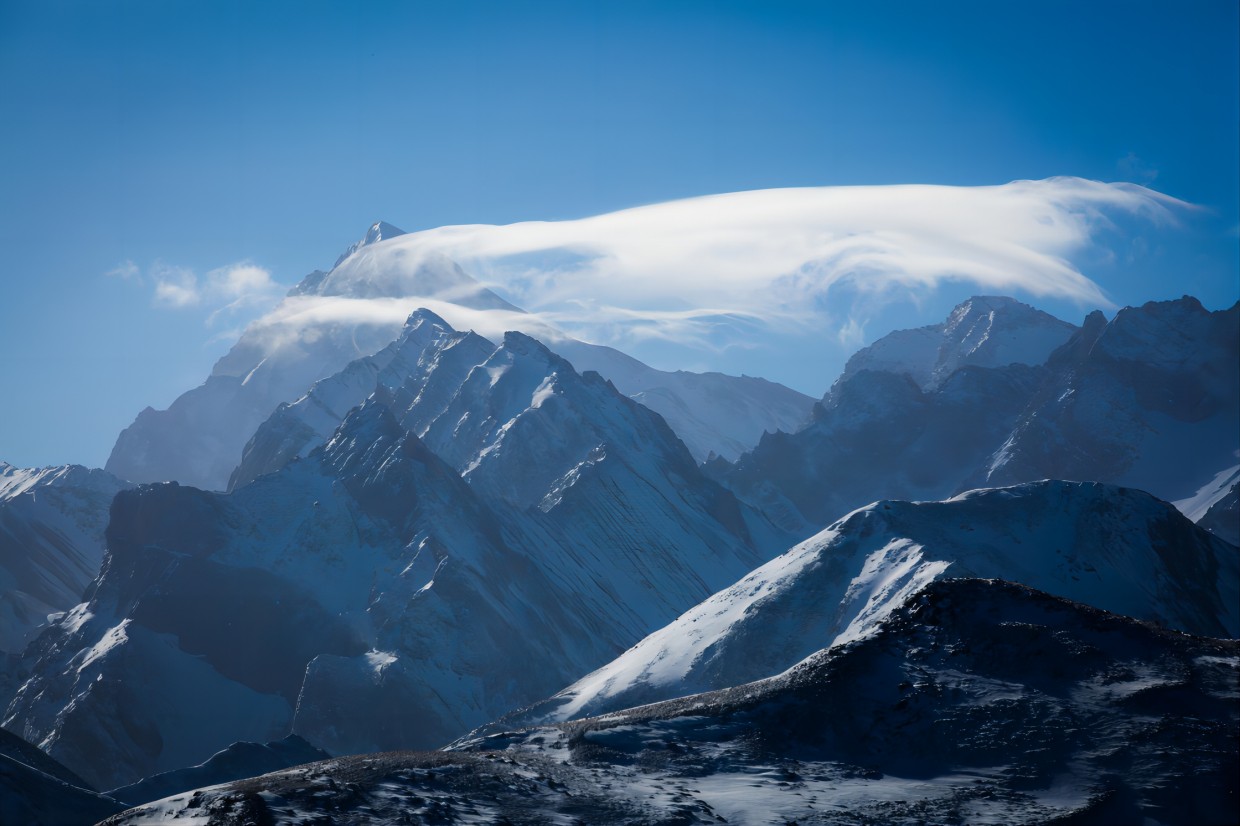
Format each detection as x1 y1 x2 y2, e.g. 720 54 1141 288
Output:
0 727 123 826
106 734 330 808
103 578 1239 826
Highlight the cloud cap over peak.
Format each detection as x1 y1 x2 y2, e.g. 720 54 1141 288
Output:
389 177 1183 339
225 178 1189 396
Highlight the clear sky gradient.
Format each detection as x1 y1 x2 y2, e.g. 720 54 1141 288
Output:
1 0 1237 468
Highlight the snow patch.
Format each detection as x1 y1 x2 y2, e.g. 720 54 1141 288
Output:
1173 462 1240 522
77 620 130 672
365 650 397 675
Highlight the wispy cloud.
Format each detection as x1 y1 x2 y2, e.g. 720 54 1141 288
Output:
152 262 201 308
238 295 539 357
105 260 141 282
116 259 283 316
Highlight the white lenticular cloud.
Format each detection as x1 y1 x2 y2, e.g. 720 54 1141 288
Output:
377 177 1183 344
216 178 1188 373
105 260 141 282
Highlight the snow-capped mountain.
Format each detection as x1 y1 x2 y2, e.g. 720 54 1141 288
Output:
230 307 814 499
985 297 1240 506
237 309 787 637
107 223 812 492
227 308 489 491
105 224 521 492
0 462 130 656
718 357 1049 534
717 296 1240 538
6 327 786 789
837 295 1076 390
103 578 1239 826
7 405 601 788
327 220 408 270
504 481 1238 726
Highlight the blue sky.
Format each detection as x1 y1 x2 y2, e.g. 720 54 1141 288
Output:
1 0 1237 469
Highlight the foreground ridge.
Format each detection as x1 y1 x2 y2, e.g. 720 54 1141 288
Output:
101 578 1240 826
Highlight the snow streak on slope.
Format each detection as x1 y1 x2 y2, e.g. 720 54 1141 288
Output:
1175 463 1240 525
1198 482 1240 547
103 579 1239 826
506 481 1238 726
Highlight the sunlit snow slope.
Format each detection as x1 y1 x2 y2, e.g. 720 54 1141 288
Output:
504 481 1238 726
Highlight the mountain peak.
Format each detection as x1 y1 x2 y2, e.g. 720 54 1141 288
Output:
359 221 406 248
945 294 1033 323
403 306 450 332
838 294 1077 392
331 221 408 269
501 330 558 362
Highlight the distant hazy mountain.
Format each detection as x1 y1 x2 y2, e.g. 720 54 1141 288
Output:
0 462 129 656
101 578 1239 826
838 294 1076 390
107 223 812 492
554 338 813 462
716 296 1240 541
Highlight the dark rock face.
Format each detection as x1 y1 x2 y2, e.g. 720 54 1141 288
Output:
0 727 124 826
